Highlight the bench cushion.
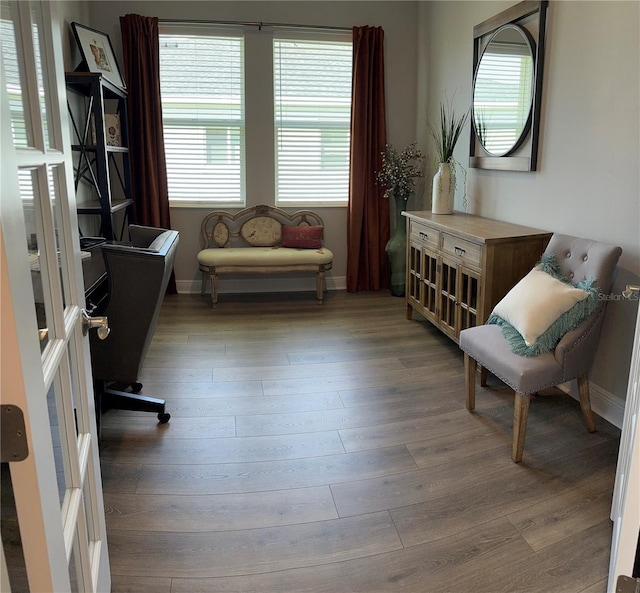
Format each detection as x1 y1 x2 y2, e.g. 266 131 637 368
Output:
198 246 333 268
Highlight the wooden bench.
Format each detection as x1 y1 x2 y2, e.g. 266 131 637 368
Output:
197 205 333 306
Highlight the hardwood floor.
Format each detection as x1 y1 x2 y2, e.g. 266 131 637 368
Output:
99 290 620 593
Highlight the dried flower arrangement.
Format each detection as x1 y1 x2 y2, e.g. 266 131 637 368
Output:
376 143 425 201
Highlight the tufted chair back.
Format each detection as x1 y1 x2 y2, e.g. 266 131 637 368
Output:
544 234 622 292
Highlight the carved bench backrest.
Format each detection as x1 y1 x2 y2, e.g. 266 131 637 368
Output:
201 204 325 248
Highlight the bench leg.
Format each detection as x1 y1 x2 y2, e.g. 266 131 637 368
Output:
316 271 325 304
200 271 207 296
209 273 218 307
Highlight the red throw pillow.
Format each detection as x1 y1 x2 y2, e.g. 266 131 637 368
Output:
280 225 323 249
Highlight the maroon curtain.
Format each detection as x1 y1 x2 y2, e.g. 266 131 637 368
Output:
119 14 176 294
346 26 388 292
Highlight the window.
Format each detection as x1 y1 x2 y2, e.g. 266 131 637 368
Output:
273 38 353 205
159 32 245 205
159 25 352 208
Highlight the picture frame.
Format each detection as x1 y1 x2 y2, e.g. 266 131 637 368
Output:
71 22 126 90
90 113 122 146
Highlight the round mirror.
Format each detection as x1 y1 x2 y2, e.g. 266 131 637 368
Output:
473 24 535 157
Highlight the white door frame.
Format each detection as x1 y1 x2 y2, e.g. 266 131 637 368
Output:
609 294 640 590
1 1 110 591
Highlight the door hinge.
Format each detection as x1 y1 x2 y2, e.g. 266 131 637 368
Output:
616 576 640 593
1 405 29 462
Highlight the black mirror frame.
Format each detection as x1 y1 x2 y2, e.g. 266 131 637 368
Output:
469 0 548 172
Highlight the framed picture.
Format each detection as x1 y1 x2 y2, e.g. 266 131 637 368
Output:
71 22 126 90
90 113 121 146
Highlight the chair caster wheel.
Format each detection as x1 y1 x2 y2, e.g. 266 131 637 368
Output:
131 382 143 394
157 412 171 424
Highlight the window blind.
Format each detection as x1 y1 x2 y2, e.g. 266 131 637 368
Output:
274 38 352 205
159 33 245 204
473 43 533 155
1 8 50 148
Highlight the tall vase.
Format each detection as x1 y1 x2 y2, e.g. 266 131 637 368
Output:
385 195 407 297
432 161 455 215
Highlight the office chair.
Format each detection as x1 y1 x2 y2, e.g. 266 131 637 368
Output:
90 225 179 426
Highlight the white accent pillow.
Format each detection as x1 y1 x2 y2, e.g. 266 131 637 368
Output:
491 268 590 347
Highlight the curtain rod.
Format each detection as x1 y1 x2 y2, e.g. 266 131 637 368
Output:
159 18 352 33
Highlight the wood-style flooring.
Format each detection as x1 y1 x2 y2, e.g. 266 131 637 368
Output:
100 290 621 593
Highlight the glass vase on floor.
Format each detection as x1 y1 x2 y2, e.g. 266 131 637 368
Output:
385 195 407 297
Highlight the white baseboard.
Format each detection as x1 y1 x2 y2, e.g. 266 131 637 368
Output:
176 275 347 296
558 381 626 429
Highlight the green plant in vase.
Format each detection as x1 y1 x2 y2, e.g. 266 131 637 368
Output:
376 142 425 297
429 100 469 214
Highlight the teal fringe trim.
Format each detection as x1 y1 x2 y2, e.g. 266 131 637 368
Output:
488 253 601 357
536 253 561 276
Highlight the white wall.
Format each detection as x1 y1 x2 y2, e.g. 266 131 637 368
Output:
417 0 640 411
76 1 420 293
56 1 89 70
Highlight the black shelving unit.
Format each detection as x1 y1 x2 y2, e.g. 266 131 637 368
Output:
66 72 134 240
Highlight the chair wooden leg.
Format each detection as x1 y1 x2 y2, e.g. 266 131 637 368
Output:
464 353 476 411
512 393 531 463
577 374 596 433
479 366 488 387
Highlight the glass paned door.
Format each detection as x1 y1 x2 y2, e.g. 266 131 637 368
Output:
438 258 458 339
458 267 481 332
421 249 439 324
0 2 110 592
407 242 422 308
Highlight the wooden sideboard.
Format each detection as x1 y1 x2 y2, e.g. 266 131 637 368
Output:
403 211 553 343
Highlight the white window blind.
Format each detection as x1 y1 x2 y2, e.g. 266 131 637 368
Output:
1 6 49 148
473 42 533 155
274 38 352 205
159 32 245 205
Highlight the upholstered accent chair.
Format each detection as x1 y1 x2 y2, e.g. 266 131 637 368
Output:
459 234 622 463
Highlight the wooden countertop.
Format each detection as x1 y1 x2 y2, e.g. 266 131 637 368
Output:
402 211 552 244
